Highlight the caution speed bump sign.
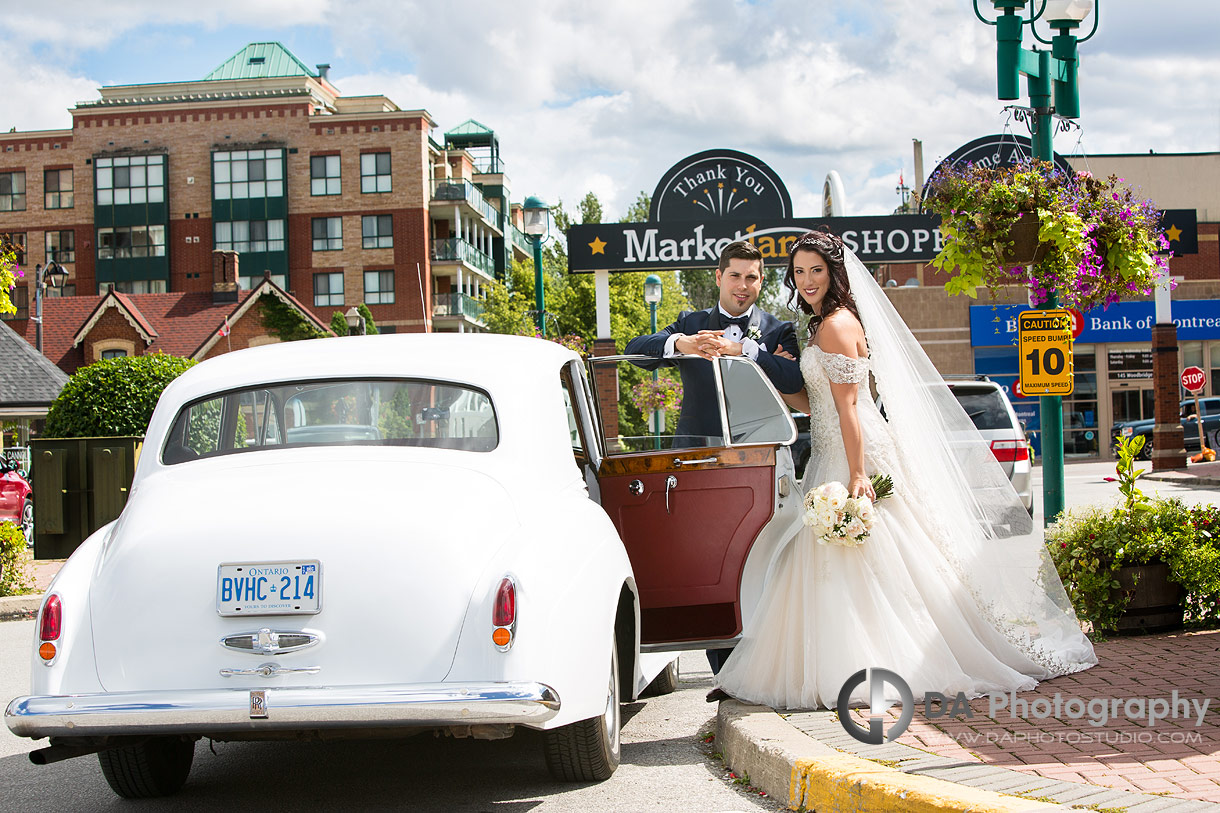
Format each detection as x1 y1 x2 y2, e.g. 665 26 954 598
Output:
1019 309 1074 396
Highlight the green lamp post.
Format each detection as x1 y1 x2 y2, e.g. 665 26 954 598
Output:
974 0 1097 524
644 274 663 448
523 195 551 335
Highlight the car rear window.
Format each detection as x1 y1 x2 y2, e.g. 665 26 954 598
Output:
950 387 1014 431
162 378 498 464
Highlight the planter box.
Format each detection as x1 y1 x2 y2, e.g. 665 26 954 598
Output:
1001 215 1050 266
1113 561 1184 634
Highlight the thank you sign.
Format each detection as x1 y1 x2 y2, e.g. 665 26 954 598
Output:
649 149 793 222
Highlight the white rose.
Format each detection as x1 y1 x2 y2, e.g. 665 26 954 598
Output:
825 483 849 510
845 518 865 538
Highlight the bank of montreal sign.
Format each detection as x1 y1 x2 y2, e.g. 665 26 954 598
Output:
971 300 1220 346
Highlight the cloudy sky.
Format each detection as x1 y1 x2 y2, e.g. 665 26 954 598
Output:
5 0 1219 222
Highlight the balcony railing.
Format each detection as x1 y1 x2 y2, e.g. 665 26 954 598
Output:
509 223 533 256
432 238 495 277
432 179 502 228
432 291 484 322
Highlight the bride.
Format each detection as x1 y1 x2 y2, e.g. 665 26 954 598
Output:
714 230 1097 710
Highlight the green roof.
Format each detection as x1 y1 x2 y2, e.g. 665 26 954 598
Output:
204 43 317 81
446 119 494 138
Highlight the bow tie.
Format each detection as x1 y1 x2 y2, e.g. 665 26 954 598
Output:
724 314 750 329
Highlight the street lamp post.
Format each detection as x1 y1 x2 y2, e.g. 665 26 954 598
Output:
32 261 69 354
975 0 1097 524
644 274 663 449
523 196 551 335
344 306 366 336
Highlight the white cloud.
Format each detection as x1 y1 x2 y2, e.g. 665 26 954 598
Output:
6 0 1219 219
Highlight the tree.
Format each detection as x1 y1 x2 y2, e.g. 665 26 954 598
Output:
259 296 328 341
329 303 379 336
45 354 197 438
1 235 21 316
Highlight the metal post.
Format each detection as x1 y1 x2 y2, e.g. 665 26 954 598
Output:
34 264 44 354
650 301 660 450
532 235 545 334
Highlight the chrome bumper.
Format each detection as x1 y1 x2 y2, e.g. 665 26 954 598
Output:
5 681 560 739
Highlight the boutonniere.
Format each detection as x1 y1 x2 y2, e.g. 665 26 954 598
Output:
747 325 763 342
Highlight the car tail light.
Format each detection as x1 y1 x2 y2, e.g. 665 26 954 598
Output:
492 577 516 650
38 594 61 662
990 440 1029 463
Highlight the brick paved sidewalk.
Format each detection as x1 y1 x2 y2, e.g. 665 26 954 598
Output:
852 629 1220 805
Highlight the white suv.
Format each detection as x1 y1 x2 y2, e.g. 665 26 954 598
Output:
945 378 1034 516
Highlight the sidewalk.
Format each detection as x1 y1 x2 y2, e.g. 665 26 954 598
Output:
1143 459 1220 488
717 629 1220 811
0 558 62 621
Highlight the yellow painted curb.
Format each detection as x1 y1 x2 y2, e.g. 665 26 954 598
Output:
789 755 1064 812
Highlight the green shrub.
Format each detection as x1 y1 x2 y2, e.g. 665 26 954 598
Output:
0 521 34 597
45 354 196 438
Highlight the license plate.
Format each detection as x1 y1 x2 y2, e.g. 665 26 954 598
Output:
217 561 321 616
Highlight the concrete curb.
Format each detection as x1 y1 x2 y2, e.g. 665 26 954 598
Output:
0 593 42 621
1142 471 1220 487
716 701 1072 812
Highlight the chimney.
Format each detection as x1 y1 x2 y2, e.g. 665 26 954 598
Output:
316 63 331 82
212 250 239 303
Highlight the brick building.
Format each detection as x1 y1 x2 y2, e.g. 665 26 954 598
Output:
1 41 531 341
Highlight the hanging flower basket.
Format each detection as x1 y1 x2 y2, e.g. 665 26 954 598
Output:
919 161 1172 310
1000 213 1050 266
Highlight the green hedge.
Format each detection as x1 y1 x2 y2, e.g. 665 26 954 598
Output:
45 354 196 438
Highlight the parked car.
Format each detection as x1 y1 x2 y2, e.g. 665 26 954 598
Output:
0 456 33 546
1111 397 1220 459
6 334 802 799
944 378 1034 516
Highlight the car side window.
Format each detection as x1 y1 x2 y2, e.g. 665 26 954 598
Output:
718 357 797 446
559 370 587 465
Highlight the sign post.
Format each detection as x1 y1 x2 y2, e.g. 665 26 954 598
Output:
1181 366 1209 454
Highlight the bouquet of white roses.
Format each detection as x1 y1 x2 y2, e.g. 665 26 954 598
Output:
802 475 893 547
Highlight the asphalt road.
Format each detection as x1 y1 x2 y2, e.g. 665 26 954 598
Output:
1 460 1213 810
0 645 779 812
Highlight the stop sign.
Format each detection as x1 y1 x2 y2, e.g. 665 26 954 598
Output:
1181 366 1207 393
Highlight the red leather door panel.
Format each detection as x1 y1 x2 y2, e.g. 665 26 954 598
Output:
599 447 774 644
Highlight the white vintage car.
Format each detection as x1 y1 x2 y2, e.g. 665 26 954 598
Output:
5 334 801 798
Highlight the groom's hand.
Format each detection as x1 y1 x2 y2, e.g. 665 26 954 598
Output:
675 333 723 359
694 330 743 357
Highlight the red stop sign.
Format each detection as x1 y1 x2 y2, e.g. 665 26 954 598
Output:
1181 366 1207 393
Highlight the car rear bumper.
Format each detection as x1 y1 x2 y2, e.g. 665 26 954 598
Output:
5 681 561 739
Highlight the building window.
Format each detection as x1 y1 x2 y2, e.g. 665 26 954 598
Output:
213 149 285 200
95 155 164 205
101 349 128 360
101 280 168 294
2 232 25 265
0 171 26 211
46 283 76 298
238 273 288 291
46 230 75 263
314 272 344 307
360 152 391 193
97 225 167 259
44 168 73 209
311 155 341 196
312 217 343 251
362 215 393 249
214 220 286 253
0 285 27 321
364 270 395 304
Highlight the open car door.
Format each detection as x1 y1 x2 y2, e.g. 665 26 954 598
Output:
586 355 800 650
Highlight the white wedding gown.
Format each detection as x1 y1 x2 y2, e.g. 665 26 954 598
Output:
715 345 1097 710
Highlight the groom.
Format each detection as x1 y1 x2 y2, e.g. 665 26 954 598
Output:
625 240 802 682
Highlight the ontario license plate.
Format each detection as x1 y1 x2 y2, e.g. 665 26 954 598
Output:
217 561 321 616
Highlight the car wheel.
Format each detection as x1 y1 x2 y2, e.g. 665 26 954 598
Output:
21 498 33 548
98 737 196 798
1138 436 1153 460
543 636 621 781
640 658 679 697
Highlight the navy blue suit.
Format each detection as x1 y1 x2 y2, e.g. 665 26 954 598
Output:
625 307 802 443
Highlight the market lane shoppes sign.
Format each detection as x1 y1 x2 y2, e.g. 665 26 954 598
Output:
569 214 943 272
567 144 1197 274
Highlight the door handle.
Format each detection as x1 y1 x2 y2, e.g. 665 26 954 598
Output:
665 474 677 514
673 457 717 466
